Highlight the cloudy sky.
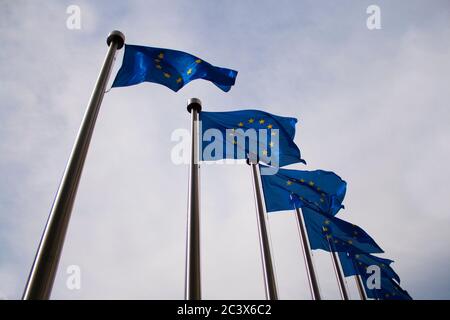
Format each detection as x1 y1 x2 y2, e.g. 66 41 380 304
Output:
1 0 449 300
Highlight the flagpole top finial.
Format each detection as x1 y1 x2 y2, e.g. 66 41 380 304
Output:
187 98 202 113
107 30 125 49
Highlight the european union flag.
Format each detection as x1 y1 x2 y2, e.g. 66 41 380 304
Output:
260 167 346 215
338 252 401 284
200 110 305 167
338 253 412 300
367 276 412 300
112 44 238 92
302 207 384 254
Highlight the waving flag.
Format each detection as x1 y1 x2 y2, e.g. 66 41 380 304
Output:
302 207 384 254
112 44 238 92
260 167 346 215
338 253 412 300
200 110 305 167
338 252 401 283
367 276 412 300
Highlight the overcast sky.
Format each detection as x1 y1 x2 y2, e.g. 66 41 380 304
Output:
1 0 449 300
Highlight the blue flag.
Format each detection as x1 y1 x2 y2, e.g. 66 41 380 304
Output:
260 167 346 215
112 44 238 92
367 276 412 300
338 253 412 300
302 207 384 254
339 253 412 300
338 252 401 284
200 110 305 167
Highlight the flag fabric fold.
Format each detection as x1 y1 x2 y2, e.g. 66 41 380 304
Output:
112 44 238 92
260 167 346 215
200 110 305 167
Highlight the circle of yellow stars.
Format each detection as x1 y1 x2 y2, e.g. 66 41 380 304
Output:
153 52 203 85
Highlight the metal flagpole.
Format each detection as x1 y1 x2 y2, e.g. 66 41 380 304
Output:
22 31 125 300
185 98 202 300
294 207 322 300
327 239 349 300
248 160 278 300
355 273 368 300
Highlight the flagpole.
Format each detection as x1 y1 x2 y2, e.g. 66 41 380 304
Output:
22 31 125 300
327 239 349 300
185 98 202 300
248 160 278 300
294 207 322 300
355 274 368 300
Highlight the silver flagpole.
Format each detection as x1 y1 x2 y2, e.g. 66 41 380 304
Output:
248 160 278 300
185 98 202 300
294 207 322 300
327 239 349 300
22 31 125 300
355 274 368 300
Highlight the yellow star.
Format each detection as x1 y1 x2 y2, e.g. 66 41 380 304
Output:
248 118 254 123
267 124 273 129
358 262 363 265
317 187 321 191
326 234 332 240
163 72 171 78
176 77 182 83
271 131 277 136
238 122 244 127
195 59 202 63
156 64 162 69
309 181 315 186
286 180 293 186
347 240 353 245
324 219 330 225
320 198 324 203
269 142 275 148
300 179 305 183
158 53 164 59
262 150 268 156
187 68 192 75
259 119 265 124
355 254 360 259
154 58 161 63
232 140 237 145
323 227 328 232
